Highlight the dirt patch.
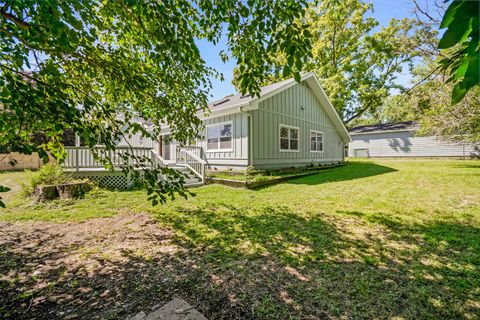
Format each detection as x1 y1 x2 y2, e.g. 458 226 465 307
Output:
1 211 303 320
0 213 187 319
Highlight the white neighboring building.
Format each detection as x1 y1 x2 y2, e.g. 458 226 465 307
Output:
348 121 475 158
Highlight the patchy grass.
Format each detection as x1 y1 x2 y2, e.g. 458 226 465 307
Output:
1 159 479 319
208 172 248 181
208 166 338 184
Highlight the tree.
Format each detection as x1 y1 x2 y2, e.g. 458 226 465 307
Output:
388 61 480 144
0 0 313 207
417 84 480 144
233 0 421 124
367 0 480 145
438 0 479 104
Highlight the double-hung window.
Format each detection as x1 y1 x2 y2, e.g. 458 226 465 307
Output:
310 130 323 152
207 121 233 151
280 125 299 152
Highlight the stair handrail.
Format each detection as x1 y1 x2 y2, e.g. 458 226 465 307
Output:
178 147 206 183
150 149 165 168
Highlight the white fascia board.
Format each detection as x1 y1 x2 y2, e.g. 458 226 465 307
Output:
158 102 253 134
305 75 351 143
197 102 253 120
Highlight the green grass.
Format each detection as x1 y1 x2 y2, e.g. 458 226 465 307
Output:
208 167 331 183
1 159 480 319
208 172 248 181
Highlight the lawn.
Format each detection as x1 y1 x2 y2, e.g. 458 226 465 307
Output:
1 159 479 319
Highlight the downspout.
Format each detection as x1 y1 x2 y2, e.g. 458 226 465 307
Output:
240 106 253 167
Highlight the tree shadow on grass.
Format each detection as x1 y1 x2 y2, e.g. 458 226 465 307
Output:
1 204 479 319
453 162 480 169
156 203 479 319
286 161 397 186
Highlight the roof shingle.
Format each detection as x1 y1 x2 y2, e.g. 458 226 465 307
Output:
349 121 418 134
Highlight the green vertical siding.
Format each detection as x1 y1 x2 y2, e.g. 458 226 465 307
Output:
198 113 249 167
252 82 344 168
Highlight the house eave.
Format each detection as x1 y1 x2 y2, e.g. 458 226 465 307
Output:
197 102 257 120
349 129 416 136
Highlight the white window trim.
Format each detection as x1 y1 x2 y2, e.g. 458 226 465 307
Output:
206 120 234 152
310 129 324 153
279 124 300 152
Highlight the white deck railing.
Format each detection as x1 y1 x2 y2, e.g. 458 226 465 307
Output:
63 146 156 170
63 146 204 184
176 146 206 183
176 145 203 161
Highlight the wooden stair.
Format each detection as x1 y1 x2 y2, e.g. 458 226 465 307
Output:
166 164 204 188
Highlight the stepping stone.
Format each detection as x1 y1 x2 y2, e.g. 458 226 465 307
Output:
128 311 147 320
128 298 207 320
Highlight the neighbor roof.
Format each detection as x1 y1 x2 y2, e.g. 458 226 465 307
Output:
349 121 419 135
201 72 351 142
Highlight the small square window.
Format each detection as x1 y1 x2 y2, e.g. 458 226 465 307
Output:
207 122 233 151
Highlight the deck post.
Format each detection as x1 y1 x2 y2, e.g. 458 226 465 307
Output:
74 133 80 171
75 148 79 171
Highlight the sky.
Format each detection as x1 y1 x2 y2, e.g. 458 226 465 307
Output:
197 0 421 101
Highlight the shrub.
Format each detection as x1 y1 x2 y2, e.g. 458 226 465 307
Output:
470 145 480 159
21 163 72 197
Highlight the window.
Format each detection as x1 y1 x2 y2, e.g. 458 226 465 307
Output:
310 130 323 152
138 134 144 146
207 122 233 151
280 125 299 151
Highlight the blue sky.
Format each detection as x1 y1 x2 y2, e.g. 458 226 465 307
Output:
198 0 420 101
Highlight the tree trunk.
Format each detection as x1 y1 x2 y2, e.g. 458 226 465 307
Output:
33 185 59 203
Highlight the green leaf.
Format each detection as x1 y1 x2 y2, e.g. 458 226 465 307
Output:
440 0 462 28
463 53 479 89
438 16 473 49
293 72 301 83
454 57 470 80
452 81 467 104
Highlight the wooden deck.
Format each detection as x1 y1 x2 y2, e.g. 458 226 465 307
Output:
63 146 157 171
62 146 206 188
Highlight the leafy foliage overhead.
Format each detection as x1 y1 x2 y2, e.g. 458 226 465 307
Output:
353 0 479 145
0 0 312 207
233 0 422 124
378 61 480 144
438 0 479 104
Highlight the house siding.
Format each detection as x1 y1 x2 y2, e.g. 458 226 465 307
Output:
348 131 475 157
251 82 344 169
119 133 156 149
198 113 249 169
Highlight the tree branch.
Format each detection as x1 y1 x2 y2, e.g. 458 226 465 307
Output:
397 63 443 104
344 103 372 124
0 7 31 29
413 0 440 24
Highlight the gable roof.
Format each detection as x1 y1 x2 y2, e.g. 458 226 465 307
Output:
349 121 418 135
206 77 294 112
203 72 351 142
